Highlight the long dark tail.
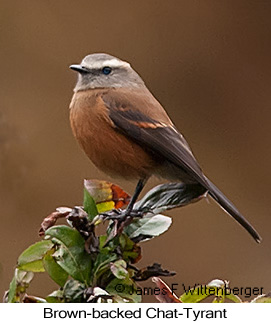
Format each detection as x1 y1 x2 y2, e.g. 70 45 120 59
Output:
204 177 262 243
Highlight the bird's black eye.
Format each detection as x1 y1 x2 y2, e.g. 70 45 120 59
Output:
102 66 112 75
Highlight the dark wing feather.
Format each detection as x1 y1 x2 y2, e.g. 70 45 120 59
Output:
103 95 208 187
102 93 261 243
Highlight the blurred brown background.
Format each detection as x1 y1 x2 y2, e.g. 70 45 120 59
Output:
1 0 270 302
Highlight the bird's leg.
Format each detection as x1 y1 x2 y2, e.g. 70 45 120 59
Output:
100 178 147 221
125 178 147 216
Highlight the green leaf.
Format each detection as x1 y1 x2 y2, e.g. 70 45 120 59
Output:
45 225 92 284
106 277 141 303
212 296 225 303
6 269 34 303
118 234 141 263
88 287 112 303
99 235 109 250
46 289 64 303
119 234 135 250
83 188 98 220
18 260 45 272
134 182 205 214
180 285 212 303
180 280 229 303
15 268 34 284
225 293 242 303
62 279 85 302
124 213 172 241
17 240 54 272
110 260 128 280
92 252 118 283
251 293 271 303
96 201 115 213
43 251 69 287
7 276 16 303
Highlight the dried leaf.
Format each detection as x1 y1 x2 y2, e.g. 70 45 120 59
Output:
133 263 175 281
84 179 130 213
22 294 46 303
39 209 70 236
152 277 181 303
67 207 92 238
84 232 100 254
104 220 119 246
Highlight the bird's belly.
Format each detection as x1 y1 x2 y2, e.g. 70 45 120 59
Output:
83 130 158 179
70 105 158 179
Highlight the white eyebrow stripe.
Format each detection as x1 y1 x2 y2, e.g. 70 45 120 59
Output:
84 59 130 69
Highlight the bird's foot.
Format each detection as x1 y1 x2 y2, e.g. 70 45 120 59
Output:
101 207 144 222
99 207 145 247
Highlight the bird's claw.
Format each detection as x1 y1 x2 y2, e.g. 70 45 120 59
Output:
101 208 144 221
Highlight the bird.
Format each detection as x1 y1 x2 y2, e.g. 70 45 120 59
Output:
69 53 261 243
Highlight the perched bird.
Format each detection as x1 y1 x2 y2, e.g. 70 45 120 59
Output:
69 53 261 243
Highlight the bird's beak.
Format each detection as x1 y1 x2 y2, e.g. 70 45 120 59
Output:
69 64 90 74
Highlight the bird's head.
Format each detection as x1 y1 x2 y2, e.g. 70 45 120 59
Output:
70 53 145 92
